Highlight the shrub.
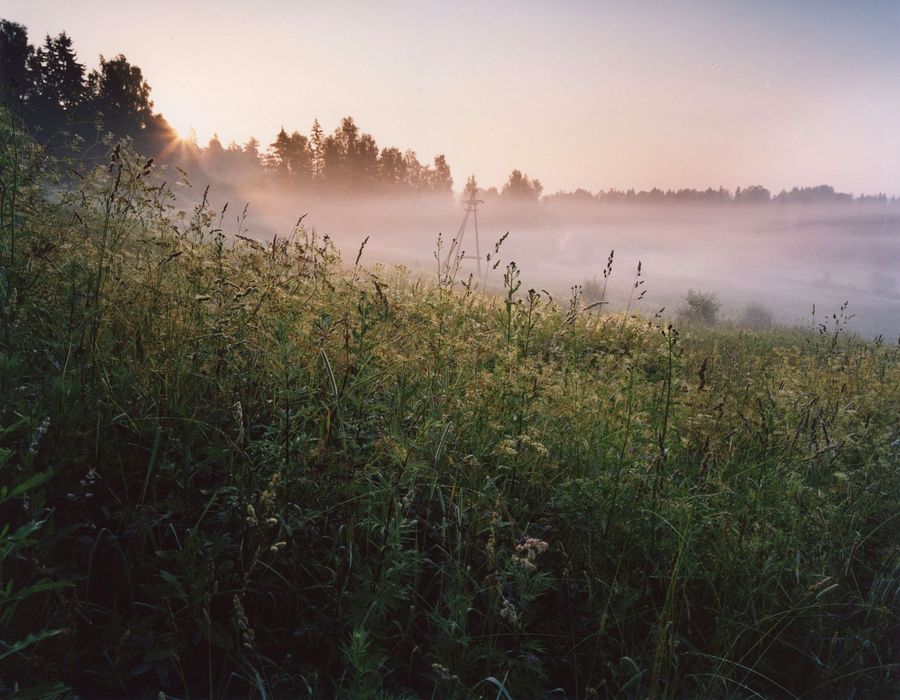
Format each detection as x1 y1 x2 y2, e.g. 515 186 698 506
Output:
739 302 775 329
582 276 605 305
678 289 721 324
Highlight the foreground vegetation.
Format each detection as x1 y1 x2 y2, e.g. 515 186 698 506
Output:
2 119 899 699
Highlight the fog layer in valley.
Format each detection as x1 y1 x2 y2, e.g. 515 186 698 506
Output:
193 185 899 338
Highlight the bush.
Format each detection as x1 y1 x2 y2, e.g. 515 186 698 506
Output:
678 289 721 324
582 277 607 309
739 302 775 329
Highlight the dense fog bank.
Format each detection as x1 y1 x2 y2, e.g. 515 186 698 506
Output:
187 183 899 337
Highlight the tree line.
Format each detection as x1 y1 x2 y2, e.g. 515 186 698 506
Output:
0 20 460 196
544 184 897 206
198 117 454 195
2 19 895 204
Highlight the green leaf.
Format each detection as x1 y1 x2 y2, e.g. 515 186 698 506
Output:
159 570 186 598
483 675 513 700
6 681 71 700
4 470 54 503
0 628 64 662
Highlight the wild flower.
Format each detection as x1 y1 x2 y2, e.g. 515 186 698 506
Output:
511 554 537 572
28 417 51 455
500 597 519 626
233 594 255 651
519 433 549 457
495 437 519 457
259 472 281 513
512 538 549 572
516 537 549 557
431 662 459 682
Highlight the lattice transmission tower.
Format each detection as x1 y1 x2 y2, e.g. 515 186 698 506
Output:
445 176 484 276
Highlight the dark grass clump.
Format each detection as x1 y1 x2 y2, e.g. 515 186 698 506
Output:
2 111 899 699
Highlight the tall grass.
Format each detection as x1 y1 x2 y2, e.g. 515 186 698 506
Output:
1 111 899 698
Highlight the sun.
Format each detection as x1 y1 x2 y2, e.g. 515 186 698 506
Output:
158 103 205 145
156 121 202 161
179 126 199 145
168 121 199 146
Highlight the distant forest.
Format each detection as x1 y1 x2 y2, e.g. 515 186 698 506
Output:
1 19 897 205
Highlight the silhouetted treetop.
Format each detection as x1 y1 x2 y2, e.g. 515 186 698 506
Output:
502 169 542 201
1 20 34 109
1 20 175 153
87 54 174 152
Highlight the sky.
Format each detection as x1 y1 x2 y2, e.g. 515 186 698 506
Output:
4 0 900 194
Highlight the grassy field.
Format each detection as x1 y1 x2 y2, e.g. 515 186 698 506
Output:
2 118 899 699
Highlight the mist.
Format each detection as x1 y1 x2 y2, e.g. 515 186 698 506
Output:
194 182 900 338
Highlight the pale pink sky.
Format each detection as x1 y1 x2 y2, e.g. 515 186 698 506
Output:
5 0 899 194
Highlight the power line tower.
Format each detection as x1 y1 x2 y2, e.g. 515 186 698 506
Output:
445 176 484 276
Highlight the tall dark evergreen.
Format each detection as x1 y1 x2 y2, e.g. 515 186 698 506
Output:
28 32 86 133
0 20 32 110
267 128 311 181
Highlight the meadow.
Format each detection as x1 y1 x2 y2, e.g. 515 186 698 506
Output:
2 118 899 699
